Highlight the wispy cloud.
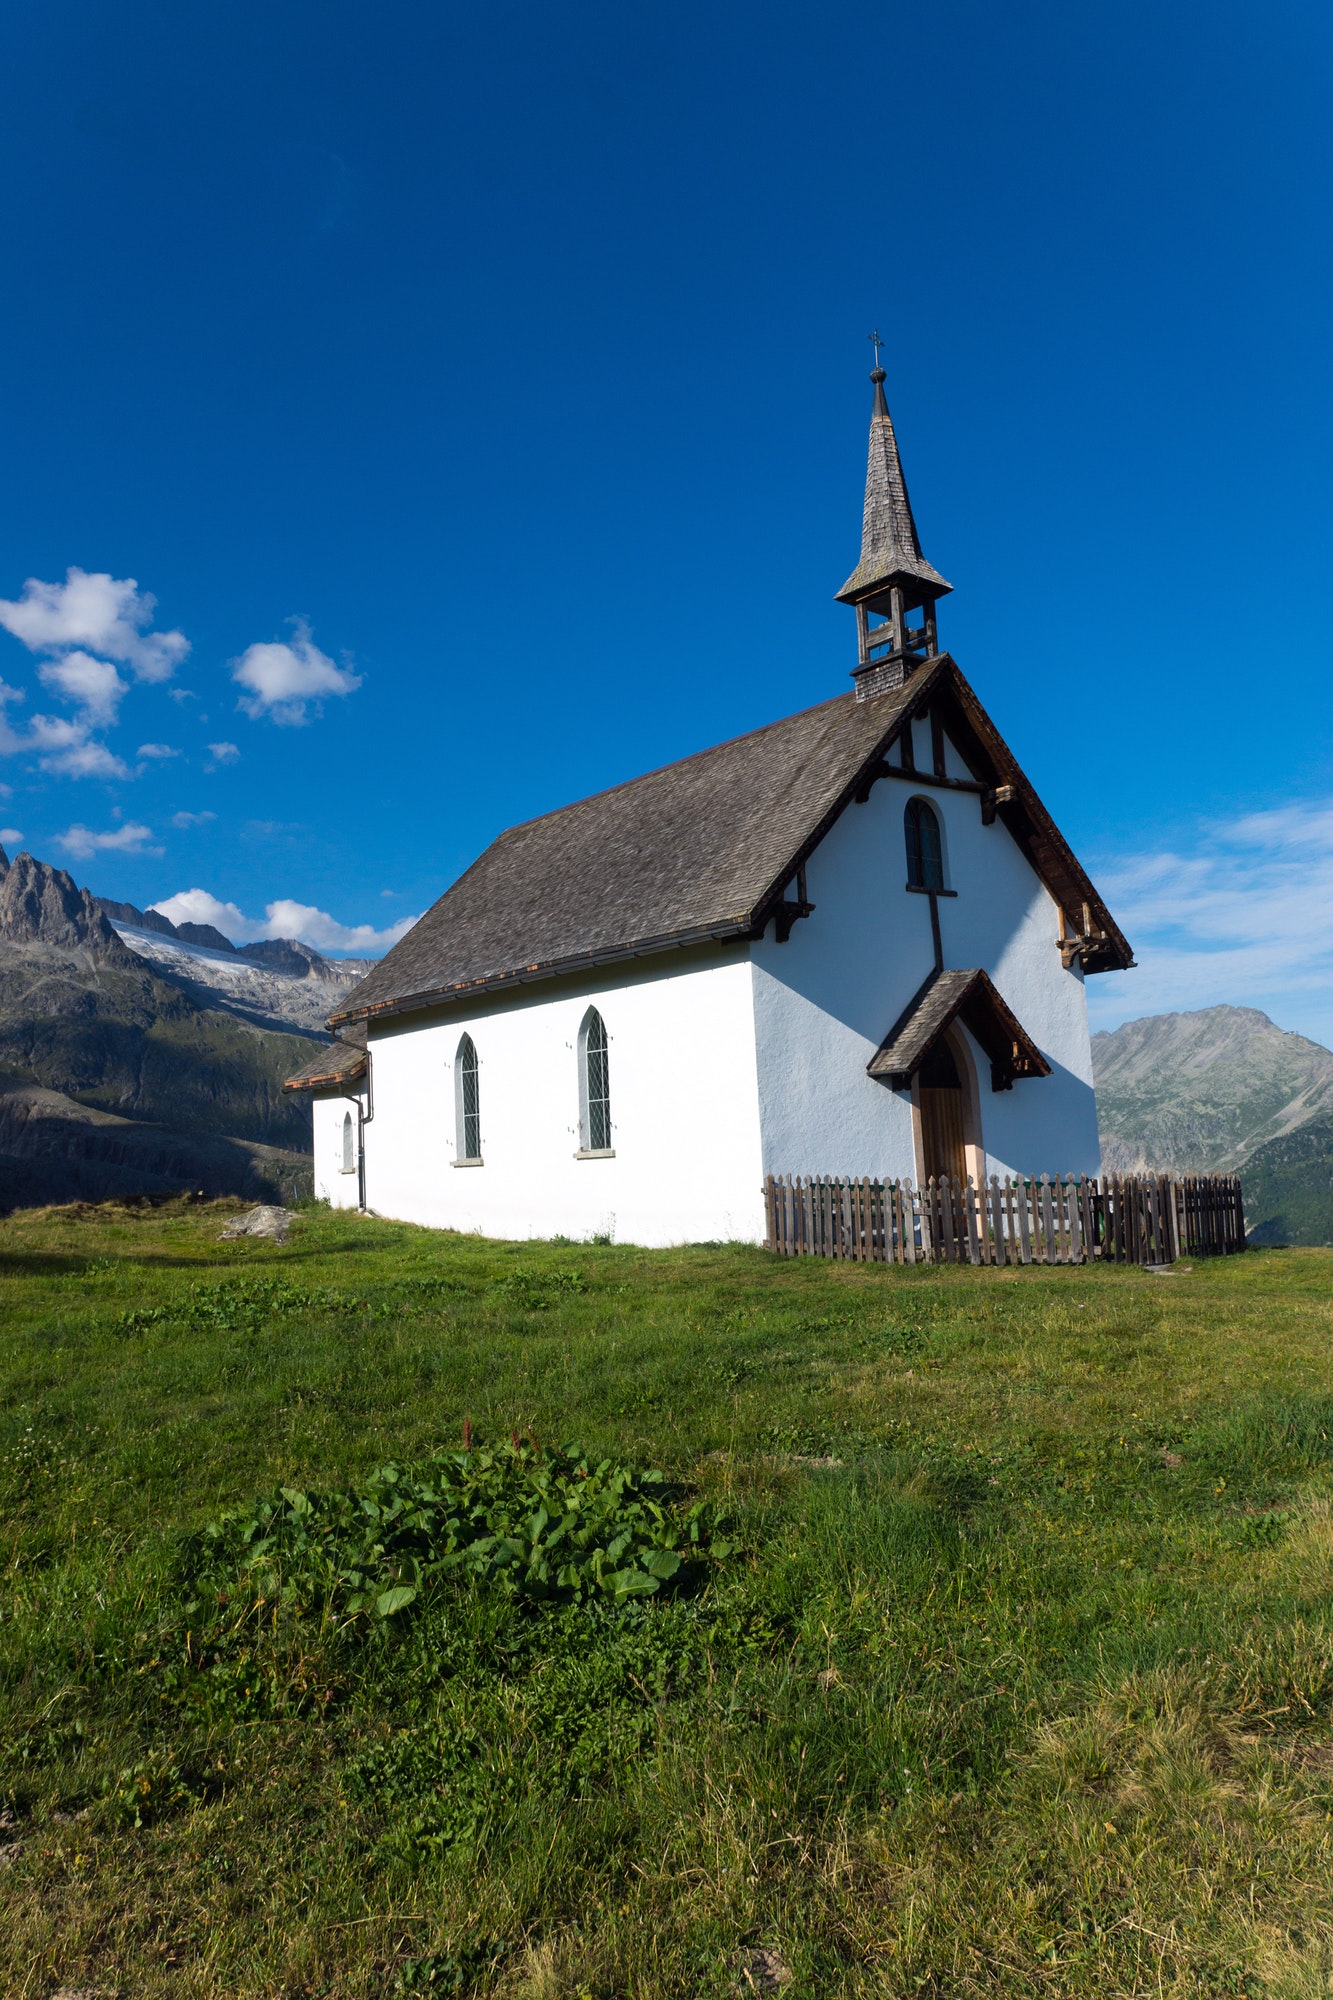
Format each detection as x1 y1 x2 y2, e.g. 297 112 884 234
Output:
38 650 128 727
150 886 415 956
0 569 188 682
57 821 161 861
0 828 22 846
1088 798 1333 1046
137 741 179 760
232 618 360 726
170 809 216 829
206 740 239 768
29 716 131 780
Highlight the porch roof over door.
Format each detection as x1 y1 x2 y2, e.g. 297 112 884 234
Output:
866 968 1051 1093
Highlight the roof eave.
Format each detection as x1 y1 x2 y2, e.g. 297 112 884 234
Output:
327 916 760 1029
939 664 1134 974
283 1053 369 1093
834 560 953 606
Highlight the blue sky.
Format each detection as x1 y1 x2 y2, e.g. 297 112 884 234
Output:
1 1 1331 1037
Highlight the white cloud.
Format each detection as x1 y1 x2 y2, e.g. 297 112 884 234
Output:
38 650 128 727
170 809 216 829
232 619 360 725
151 888 251 935
1087 797 1333 1048
0 568 188 682
28 714 132 780
137 741 178 759
263 898 414 954
149 885 415 956
0 828 22 845
206 740 239 766
57 821 160 861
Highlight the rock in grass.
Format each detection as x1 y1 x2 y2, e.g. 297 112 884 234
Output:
742 1947 793 1992
220 1204 294 1243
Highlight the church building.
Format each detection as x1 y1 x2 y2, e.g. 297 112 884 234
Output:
286 365 1133 1245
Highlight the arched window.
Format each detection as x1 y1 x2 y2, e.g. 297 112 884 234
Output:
905 797 945 892
341 1109 354 1173
578 1007 612 1153
455 1034 481 1162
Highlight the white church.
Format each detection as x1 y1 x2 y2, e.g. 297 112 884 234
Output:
287 364 1133 1245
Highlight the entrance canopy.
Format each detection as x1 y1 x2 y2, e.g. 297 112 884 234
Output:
867 968 1051 1093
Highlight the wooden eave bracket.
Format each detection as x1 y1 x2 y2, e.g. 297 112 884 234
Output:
773 897 815 943
1059 933 1105 971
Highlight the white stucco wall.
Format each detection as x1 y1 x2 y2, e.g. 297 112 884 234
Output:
750 721 1100 1182
360 948 766 1247
310 1086 366 1207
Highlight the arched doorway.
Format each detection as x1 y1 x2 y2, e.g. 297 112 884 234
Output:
917 1039 965 1184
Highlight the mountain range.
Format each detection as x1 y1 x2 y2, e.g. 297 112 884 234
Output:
0 845 370 1212
1092 1005 1333 1244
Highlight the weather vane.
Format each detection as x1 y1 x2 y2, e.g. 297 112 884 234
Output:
867 327 884 370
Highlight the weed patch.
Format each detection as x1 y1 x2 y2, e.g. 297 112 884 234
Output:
197 1437 727 1618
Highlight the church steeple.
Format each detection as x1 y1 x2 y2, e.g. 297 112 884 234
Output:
836 342 951 699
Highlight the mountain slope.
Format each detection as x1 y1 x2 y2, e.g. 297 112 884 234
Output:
0 1072 309 1210
1092 1006 1333 1175
0 847 323 1209
1234 1119 1333 1247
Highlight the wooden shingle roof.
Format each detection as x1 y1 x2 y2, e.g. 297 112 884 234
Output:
329 654 1132 1030
836 372 951 606
282 1025 367 1092
866 968 1051 1091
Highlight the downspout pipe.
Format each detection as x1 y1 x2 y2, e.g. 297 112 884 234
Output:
356 1048 373 1213
339 1049 373 1213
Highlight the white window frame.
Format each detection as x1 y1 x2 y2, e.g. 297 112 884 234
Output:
576 1006 615 1158
453 1033 483 1165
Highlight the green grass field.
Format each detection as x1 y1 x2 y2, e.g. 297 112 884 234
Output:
3 1201 1333 1999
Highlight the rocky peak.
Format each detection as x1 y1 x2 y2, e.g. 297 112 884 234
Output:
95 895 180 940
0 844 9 882
176 921 236 952
0 852 133 957
237 937 325 979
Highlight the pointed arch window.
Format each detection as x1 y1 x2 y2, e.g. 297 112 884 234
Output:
341 1109 354 1173
455 1034 481 1162
904 797 945 892
578 1008 612 1155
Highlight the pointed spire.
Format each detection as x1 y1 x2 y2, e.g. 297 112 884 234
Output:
836 366 951 607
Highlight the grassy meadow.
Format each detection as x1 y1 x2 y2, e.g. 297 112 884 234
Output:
3 1201 1333 1998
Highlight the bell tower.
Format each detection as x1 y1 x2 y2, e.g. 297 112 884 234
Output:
836 337 951 699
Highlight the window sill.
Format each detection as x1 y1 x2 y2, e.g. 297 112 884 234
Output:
337 1167 357 1176
905 883 958 897
452 1157 484 1168
574 1148 616 1160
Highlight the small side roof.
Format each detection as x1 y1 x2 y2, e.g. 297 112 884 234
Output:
283 1025 368 1093
330 653 1132 1029
867 968 1051 1092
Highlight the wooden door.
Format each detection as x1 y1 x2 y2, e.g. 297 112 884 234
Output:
918 1039 967 1186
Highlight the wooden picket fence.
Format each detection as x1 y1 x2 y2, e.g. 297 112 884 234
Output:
763 1172 1246 1267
